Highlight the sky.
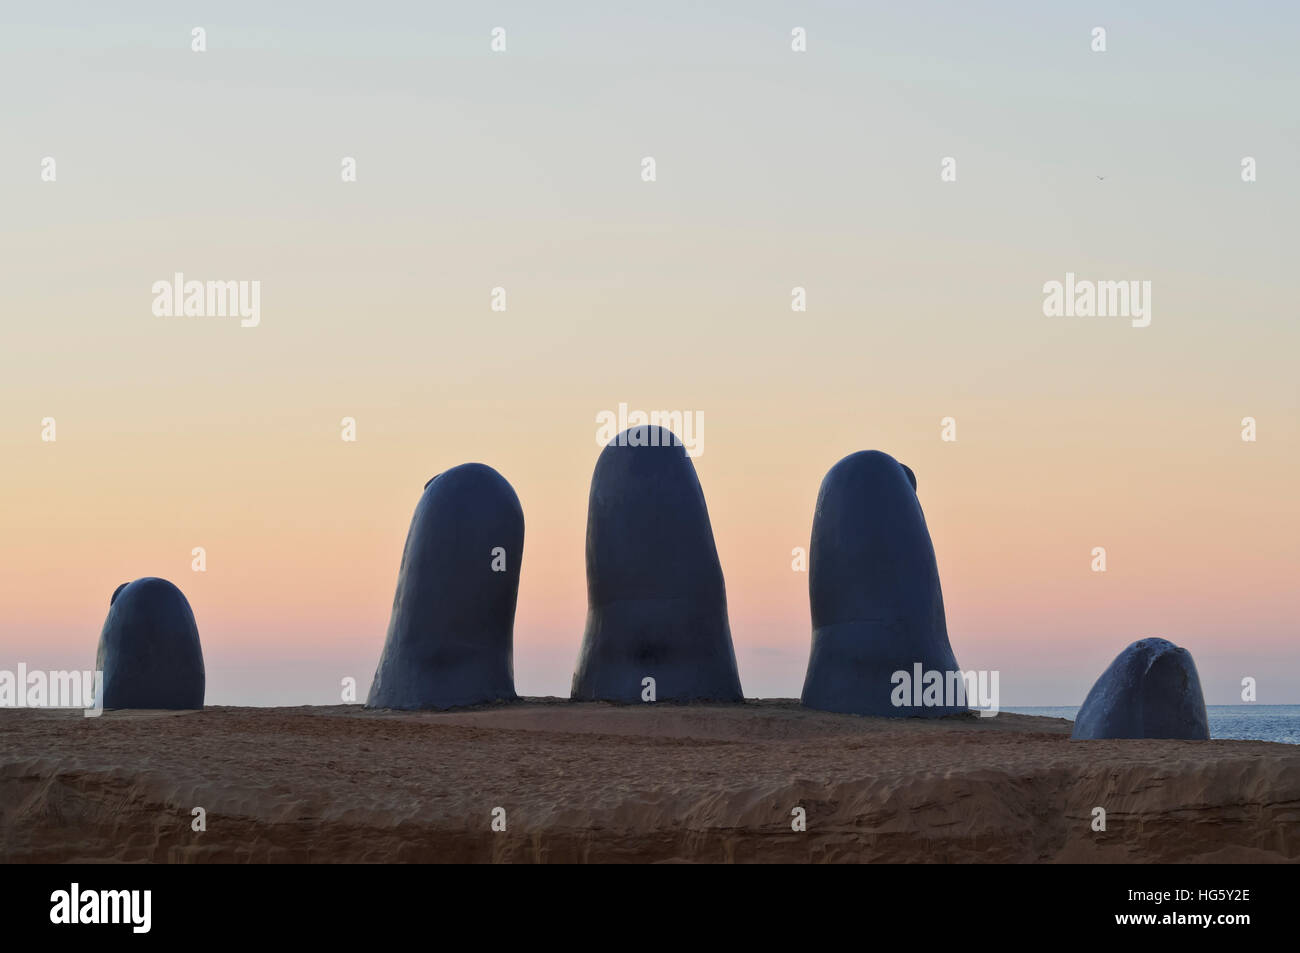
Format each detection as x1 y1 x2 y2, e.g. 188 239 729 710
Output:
1 2 1296 706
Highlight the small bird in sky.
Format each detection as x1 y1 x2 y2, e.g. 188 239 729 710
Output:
1096 175 1105 181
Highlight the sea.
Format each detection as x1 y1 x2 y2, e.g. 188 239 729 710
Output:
1003 705 1300 744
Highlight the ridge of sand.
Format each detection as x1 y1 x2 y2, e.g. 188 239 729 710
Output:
1 700 1296 863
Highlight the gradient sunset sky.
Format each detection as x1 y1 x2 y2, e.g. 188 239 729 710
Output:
1 2 1296 705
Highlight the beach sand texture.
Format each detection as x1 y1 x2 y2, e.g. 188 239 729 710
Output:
2 701 1296 863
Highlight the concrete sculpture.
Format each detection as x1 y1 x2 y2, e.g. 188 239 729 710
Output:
1071 637 1210 740
572 427 742 702
367 463 524 710
801 451 962 717
96 577 205 709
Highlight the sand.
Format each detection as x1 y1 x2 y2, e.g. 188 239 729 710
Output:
1 700 1296 863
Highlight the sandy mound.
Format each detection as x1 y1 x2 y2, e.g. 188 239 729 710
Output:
1 700 1296 863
